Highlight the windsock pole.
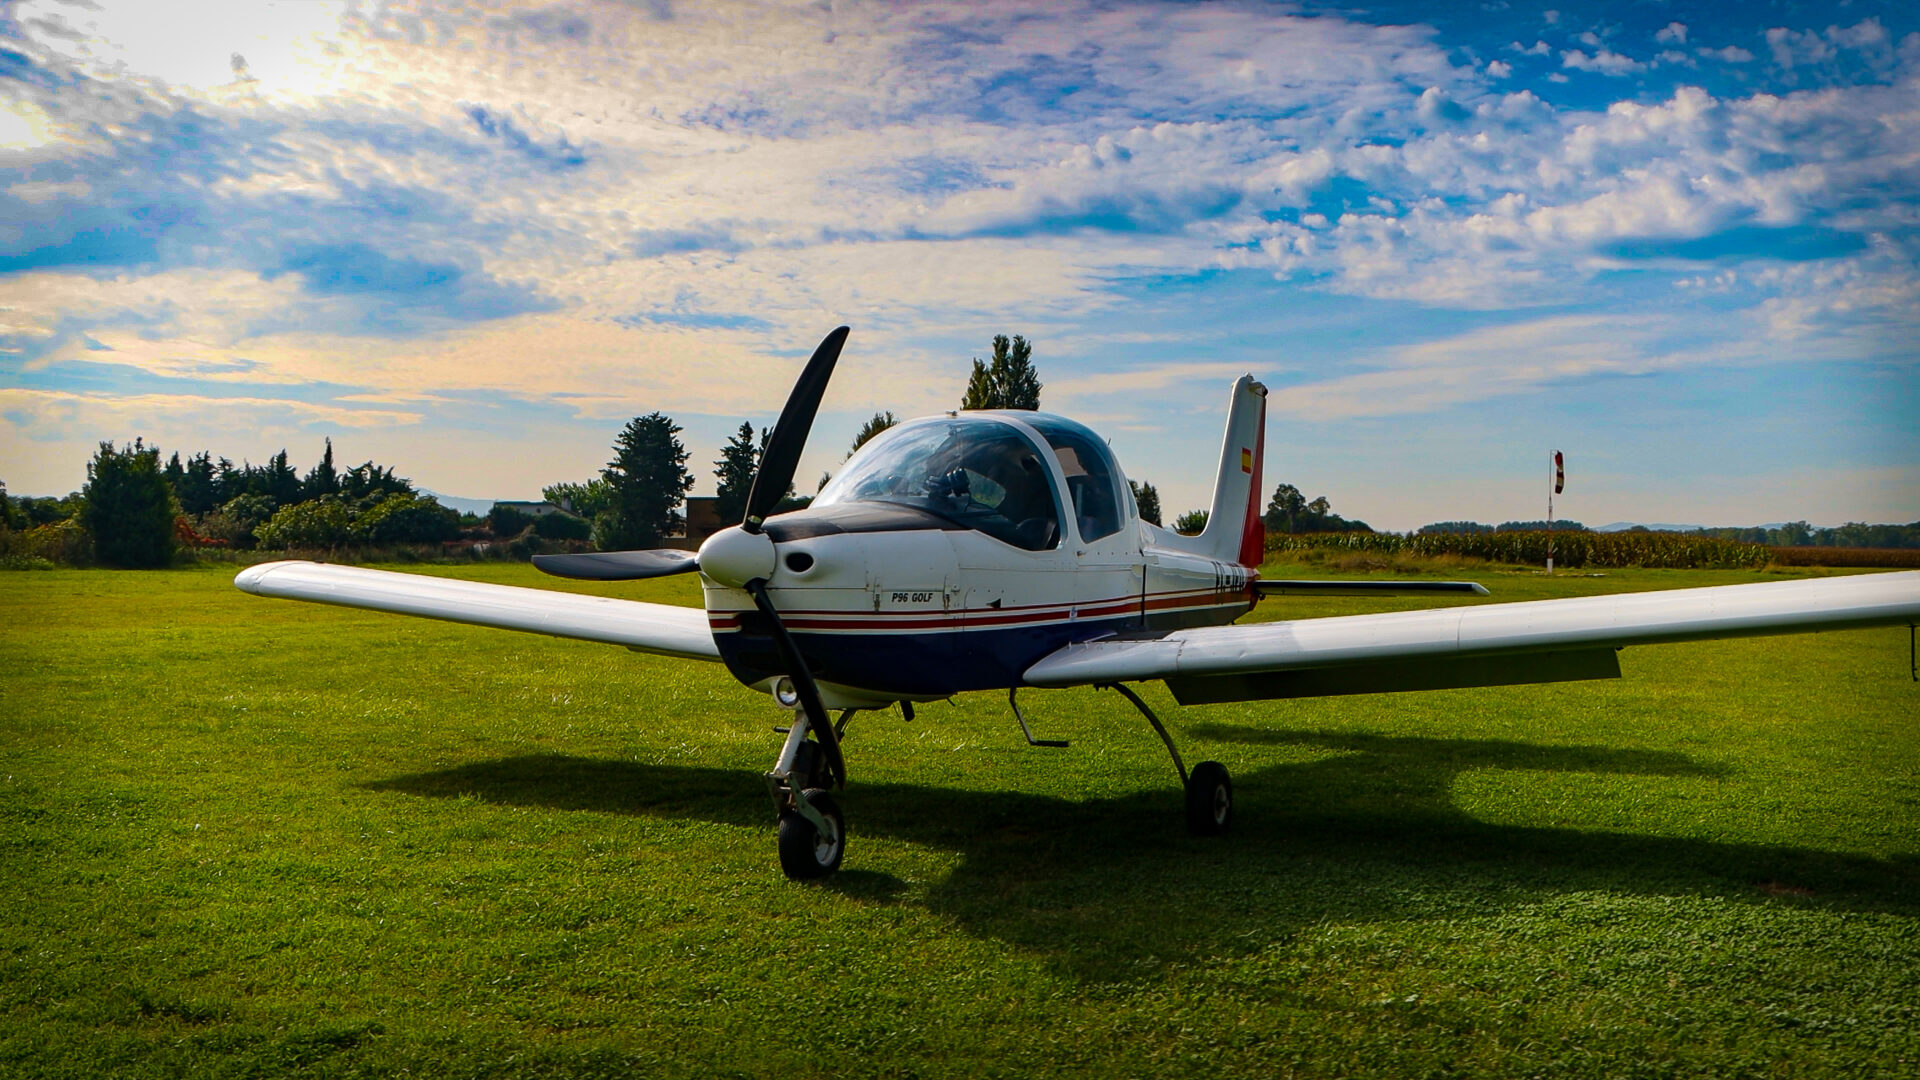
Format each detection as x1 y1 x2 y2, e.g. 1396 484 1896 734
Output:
1547 450 1564 574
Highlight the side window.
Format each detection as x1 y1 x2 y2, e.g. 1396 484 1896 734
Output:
1045 433 1122 542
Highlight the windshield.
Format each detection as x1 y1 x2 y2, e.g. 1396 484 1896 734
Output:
816 418 1061 550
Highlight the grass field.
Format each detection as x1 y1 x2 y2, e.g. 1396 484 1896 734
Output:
3 562 1917 1078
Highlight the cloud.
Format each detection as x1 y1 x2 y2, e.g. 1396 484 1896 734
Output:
1268 315 1729 420
1697 45 1754 63
3 0 1917 515
1561 48 1647 76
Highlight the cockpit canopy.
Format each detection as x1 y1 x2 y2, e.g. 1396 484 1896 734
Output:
815 413 1130 551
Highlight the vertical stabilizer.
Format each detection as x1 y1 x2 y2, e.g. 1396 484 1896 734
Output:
1194 375 1267 566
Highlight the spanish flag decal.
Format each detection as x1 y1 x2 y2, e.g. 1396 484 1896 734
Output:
1240 448 1253 473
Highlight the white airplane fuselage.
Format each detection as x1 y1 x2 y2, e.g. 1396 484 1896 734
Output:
699 404 1266 706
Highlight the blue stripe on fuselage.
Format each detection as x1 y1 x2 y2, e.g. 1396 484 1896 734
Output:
713 598 1250 697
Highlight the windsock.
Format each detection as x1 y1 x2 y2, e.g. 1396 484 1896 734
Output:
1554 451 1565 495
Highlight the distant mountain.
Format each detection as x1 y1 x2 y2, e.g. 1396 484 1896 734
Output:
418 489 498 516
1596 521 1812 533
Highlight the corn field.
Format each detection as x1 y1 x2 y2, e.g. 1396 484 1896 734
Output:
1266 529 1775 569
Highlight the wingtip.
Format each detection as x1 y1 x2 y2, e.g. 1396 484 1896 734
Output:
234 560 307 594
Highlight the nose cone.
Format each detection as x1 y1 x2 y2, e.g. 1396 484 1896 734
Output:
697 525 777 588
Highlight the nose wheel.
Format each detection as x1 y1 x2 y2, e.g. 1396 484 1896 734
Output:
777 788 845 879
766 705 856 881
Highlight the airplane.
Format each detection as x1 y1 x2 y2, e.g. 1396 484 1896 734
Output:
235 326 1920 880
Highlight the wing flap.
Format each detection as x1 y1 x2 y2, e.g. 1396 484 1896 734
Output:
1026 571 1920 690
235 561 721 661
1167 648 1621 704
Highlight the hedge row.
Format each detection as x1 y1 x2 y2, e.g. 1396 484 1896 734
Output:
1265 529 1774 569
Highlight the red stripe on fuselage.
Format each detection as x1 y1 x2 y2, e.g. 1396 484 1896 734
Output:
706 586 1246 633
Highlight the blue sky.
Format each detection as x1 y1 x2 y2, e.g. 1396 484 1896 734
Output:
2 0 1915 530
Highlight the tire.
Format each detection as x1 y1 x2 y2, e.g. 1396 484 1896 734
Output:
1184 761 1232 837
777 788 846 880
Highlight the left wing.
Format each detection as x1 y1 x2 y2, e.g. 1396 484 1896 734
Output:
1026 571 1920 704
235 561 721 661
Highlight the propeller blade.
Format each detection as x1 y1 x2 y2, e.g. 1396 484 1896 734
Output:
742 325 849 533
747 578 845 788
532 549 699 581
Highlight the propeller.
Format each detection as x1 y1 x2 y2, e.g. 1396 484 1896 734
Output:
532 548 696 580
534 325 853 786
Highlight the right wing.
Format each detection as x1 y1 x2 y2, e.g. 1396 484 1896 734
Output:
1027 571 1920 703
235 560 721 661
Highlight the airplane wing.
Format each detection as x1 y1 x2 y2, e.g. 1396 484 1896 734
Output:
1025 571 1920 704
234 560 721 661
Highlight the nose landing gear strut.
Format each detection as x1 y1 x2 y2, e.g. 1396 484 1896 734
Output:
766 704 855 880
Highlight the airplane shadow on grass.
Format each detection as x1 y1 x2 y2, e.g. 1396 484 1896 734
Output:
363 728 1919 982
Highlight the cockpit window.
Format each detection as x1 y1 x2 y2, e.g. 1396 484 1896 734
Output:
816 418 1061 550
1024 416 1125 542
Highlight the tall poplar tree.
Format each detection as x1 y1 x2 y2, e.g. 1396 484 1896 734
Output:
960 334 1042 410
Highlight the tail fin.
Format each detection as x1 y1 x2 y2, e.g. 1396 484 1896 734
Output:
1193 375 1267 567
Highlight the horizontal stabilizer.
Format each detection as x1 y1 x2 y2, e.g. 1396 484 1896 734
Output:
1256 579 1489 597
234 561 720 661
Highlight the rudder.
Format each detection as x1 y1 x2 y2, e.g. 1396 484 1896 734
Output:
1195 375 1267 567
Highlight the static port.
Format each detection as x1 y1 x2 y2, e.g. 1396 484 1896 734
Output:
784 552 815 573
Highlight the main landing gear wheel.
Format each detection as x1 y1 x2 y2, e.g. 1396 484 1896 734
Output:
1184 760 1232 837
777 788 845 880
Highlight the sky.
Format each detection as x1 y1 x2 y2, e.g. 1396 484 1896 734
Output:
1 0 1916 531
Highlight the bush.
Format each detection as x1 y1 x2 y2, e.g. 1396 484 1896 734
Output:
255 498 352 550
200 494 278 550
488 504 534 538
12 520 91 566
532 511 592 541
355 493 459 545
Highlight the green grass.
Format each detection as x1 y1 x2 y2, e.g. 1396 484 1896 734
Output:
2 562 1916 1078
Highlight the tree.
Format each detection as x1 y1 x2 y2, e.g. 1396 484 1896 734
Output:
599 412 694 550
542 479 614 520
848 411 897 457
178 452 219 515
214 457 241 504
1130 480 1162 526
961 360 994 410
303 438 340 500
1263 482 1310 533
79 438 178 568
264 449 302 508
713 421 761 525
163 452 186 496
960 334 1041 410
341 461 411 502
0 478 19 532
1173 508 1209 535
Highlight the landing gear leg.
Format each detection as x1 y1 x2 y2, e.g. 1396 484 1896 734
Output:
765 706 854 880
1103 682 1232 837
